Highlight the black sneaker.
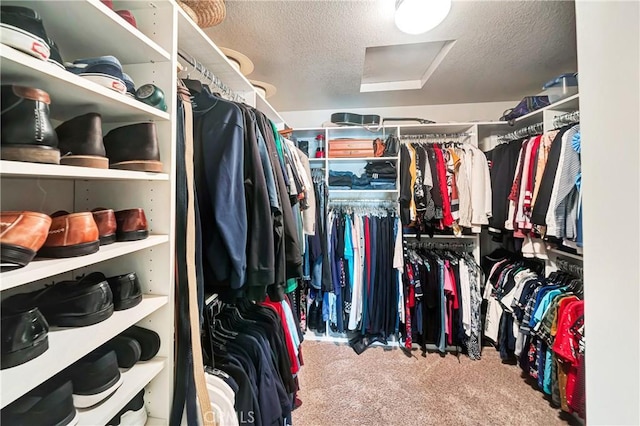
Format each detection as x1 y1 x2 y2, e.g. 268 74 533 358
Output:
1 307 49 369
101 335 141 369
46 36 64 69
106 272 142 311
107 388 147 426
66 348 122 408
0 6 50 60
1 377 78 426
4 272 114 327
121 326 160 361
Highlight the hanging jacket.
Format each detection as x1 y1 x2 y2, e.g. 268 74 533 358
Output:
191 89 247 291
236 103 275 295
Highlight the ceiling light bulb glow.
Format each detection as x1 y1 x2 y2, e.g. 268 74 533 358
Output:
395 0 452 35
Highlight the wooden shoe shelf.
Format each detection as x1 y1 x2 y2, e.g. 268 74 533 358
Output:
0 1 286 425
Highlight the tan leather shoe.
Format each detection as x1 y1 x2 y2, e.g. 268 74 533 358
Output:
91 208 116 245
39 211 99 258
0 211 52 268
115 208 148 242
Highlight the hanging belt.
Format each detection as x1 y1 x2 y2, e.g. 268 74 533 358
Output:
183 84 215 426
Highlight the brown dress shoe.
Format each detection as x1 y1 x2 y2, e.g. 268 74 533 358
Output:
0 211 52 268
91 208 117 245
114 208 149 242
39 211 100 258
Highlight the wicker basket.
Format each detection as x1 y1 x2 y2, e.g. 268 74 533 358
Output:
176 0 199 26
181 0 226 28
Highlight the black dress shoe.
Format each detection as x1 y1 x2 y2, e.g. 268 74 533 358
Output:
55 113 108 169
1 307 49 369
0 6 50 60
106 272 143 310
5 272 114 327
1 85 59 164
103 123 163 172
101 335 141 369
121 325 160 361
107 388 147 425
66 348 122 408
1 378 77 426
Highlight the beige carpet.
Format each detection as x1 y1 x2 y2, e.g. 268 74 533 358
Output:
293 341 574 426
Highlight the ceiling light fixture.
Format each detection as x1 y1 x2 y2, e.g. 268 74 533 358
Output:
395 0 452 35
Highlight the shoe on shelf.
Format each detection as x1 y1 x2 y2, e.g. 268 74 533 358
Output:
116 10 137 28
46 36 64 69
100 0 114 9
91 208 117 245
107 388 147 426
114 209 149 242
121 325 160 361
1 307 49 370
0 6 50 61
55 113 108 169
0 211 52 269
136 84 167 112
38 211 100 258
106 272 143 310
1 378 78 426
65 56 127 94
101 335 141 369
1 85 59 164
103 123 163 172
66 348 123 408
123 73 136 97
4 271 114 327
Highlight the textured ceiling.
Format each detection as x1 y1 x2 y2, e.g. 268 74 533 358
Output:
205 0 577 112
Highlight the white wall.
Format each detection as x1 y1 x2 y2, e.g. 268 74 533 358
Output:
281 100 517 128
576 1 640 424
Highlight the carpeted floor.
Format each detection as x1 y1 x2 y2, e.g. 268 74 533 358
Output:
293 341 573 426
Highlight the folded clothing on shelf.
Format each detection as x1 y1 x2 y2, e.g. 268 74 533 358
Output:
364 160 397 179
328 170 354 187
328 170 396 190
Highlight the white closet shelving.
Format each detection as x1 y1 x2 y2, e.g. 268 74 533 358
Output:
479 94 582 274
0 1 286 424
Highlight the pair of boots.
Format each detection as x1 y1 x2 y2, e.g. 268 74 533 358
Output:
1 85 162 172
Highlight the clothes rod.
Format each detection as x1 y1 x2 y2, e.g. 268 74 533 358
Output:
329 199 398 203
553 110 580 128
400 132 473 139
498 122 544 142
178 49 245 103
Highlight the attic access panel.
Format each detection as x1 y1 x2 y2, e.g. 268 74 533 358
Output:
360 40 456 92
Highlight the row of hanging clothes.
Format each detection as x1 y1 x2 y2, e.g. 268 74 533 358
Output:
487 112 582 254
174 51 311 425
305 201 404 350
482 249 585 420
180 51 317 301
399 134 492 237
202 295 305 426
401 241 483 359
